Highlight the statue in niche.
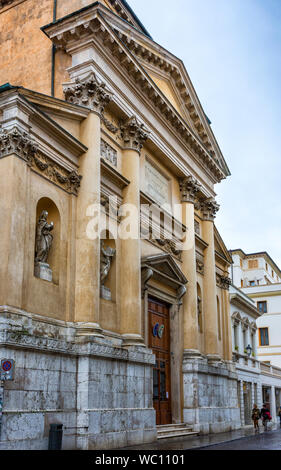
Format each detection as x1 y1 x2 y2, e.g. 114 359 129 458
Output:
34 211 54 282
100 241 116 300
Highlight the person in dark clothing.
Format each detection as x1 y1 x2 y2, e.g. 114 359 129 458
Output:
261 404 271 431
252 404 261 432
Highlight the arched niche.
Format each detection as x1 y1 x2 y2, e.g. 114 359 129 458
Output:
35 197 61 285
100 230 116 302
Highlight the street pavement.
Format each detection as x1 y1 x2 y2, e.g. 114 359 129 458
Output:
122 425 281 451
197 428 281 450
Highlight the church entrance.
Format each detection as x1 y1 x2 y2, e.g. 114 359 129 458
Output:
148 297 172 426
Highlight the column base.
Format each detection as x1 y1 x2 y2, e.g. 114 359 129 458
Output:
122 334 145 348
75 322 104 338
183 349 203 359
207 354 223 364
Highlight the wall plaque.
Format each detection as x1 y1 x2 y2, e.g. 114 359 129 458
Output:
144 158 170 206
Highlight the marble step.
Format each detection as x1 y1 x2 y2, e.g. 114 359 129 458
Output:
157 424 198 439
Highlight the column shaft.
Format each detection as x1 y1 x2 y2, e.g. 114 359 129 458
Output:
202 219 219 358
120 148 143 345
75 112 102 335
182 202 199 351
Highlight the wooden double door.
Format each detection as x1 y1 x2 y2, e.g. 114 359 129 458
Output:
148 297 172 426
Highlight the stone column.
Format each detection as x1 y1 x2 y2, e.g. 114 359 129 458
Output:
271 386 277 422
120 116 149 347
201 198 220 360
64 73 112 336
179 176 201 354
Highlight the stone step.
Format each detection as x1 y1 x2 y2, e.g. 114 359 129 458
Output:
157 430 198 440
157 423 191 430
156 423 198 440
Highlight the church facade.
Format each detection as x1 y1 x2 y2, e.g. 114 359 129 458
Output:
0 0 240 449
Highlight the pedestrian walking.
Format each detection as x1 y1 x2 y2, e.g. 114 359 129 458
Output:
261 404 272 431
251 404 261 432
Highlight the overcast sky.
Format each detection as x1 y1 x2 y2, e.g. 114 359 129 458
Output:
128 0 281 267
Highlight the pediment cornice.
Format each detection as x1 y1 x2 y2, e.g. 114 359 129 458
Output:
42 3 227 182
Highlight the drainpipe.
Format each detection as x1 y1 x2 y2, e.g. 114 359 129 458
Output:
51 0 57 96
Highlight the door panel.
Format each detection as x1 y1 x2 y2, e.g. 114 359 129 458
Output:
148 297 172 426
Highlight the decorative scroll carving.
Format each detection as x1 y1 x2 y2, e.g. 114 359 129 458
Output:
101 139 117 167
179 175 201 204
196 259 204 275
141 267 154 298
154 238 182 259
35 211 54 264
63 73 112 115
120 116 149 153
29 151 82 195
101 114 119 134
0 126 38 161
200 197 220 222
216 274 231 290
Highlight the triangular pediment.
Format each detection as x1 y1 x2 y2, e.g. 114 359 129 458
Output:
142 253 188 289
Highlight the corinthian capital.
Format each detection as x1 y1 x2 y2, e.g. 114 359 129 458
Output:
200 197 220 221
120 116 149 154
179 176 201 204
63 73 112 115
0 126 38 162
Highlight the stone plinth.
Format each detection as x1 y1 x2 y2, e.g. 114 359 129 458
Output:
100 285 112 301
34 262 52 282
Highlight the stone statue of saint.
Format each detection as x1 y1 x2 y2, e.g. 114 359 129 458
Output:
35 210 54 264
100 241 116 286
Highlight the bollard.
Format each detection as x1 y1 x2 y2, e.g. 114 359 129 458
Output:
48 423 63 450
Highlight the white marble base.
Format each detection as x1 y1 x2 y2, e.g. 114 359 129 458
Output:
100 285 112 301
34 262 52 282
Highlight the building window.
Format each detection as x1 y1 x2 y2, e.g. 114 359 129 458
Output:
272 270 274 278
257 301 267 313
248 259 258 269
266 263 268 271
259 328 269 346
241 279 244 288
240 258 243 268
249 281 255 286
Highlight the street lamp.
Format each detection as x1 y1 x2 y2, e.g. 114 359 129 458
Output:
246 344 252 357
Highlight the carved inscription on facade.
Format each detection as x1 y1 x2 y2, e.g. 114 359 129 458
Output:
144 158 170 206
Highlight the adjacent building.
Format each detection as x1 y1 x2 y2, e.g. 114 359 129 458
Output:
230 250 281 425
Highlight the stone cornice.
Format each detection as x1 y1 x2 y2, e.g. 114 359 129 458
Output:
0 125 82 195
120 115 149 153
41 6 227 183
200 197 220 222
0 126 38 161
179 175 201 204
63 72 113 116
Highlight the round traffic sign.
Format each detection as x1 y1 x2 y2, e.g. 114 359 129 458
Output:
2 361 12 372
